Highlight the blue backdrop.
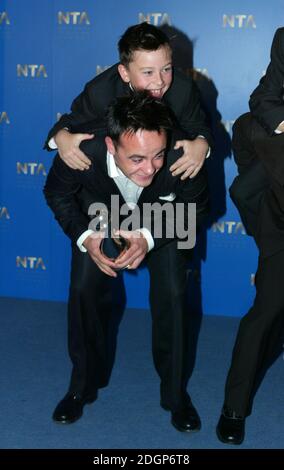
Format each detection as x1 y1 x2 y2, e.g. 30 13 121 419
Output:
1 0 283 316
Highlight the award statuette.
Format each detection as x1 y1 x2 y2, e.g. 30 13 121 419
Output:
92 208 130 268
100 232 130 262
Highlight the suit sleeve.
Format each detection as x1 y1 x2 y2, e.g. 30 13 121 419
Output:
176 166 209 227
168 133 210 227
178 78 213 147
44 78 102 150
43 155 91 242
249 28 284 135
151 145 209 252
231 113 256 174
45 63 118 150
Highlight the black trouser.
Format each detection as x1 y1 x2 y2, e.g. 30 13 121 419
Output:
147 241 193 411
67 245 113 395
224 250 284 416
67 240 193 411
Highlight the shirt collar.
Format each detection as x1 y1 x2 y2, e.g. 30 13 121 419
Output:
106 151 125 178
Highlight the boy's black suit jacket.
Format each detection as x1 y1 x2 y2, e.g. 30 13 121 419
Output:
45 64 213 149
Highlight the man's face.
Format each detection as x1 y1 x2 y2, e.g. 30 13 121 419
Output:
118 45 172 99
105 130 167 187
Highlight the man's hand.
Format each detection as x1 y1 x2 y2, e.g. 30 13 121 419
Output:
170 137 209 180
55 129 93 171
83 232 118 277
114 230 148 270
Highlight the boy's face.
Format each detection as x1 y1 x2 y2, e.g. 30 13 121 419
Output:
105 129 167 187
118 45 172 99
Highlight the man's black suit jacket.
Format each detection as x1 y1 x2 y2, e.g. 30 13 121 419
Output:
45 64 212 148
249 27 284 136
43 131 209 251
230 112 284 258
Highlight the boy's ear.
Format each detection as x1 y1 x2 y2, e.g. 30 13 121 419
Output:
118 64 130 83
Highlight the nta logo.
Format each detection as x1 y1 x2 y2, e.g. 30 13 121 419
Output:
58 11 90 25
17 65 47 78
139 13 171 26
0 12 10 25
16 257 46 270
0 112 10 124
212 221 246 235
0 207 10 219
17 163 47 176
96 65 111 76
223 15 256 28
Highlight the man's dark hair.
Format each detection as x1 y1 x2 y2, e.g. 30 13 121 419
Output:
118 22 171 66
106 91 173 143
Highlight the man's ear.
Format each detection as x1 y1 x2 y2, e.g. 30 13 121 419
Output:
105 136 116 155
118 64 130 83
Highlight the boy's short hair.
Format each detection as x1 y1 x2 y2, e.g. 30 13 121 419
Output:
118 22 171 66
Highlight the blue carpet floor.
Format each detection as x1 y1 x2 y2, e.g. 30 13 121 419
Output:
0 297 283 449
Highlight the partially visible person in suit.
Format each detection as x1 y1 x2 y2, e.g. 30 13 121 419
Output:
216 112 284 445
45 22 212 179
249 27 284 136
216 28 284 445
44 92 209 431
231 28 284 238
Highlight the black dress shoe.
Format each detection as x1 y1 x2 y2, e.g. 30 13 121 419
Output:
52 391 98 424
216 407 245 445
171 402 201 432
